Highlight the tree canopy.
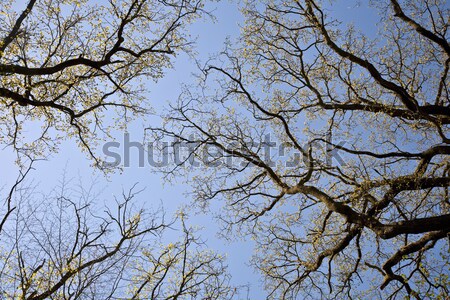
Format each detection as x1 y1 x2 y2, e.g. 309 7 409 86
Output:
1 0 450 299
0 177 234 299
0 1 236 299
150 0 450 298
0 0 202 168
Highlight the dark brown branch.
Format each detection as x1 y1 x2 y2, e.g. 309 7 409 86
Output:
390 0 450 56
0 0 37 55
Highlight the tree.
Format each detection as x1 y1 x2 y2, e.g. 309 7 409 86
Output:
149 0 450 298
0 0 203 168
0 172 235 299
0 1 236 299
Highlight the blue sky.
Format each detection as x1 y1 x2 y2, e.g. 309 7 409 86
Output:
0 1 385 298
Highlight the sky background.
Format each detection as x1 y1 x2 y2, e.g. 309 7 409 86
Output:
0 1 382 298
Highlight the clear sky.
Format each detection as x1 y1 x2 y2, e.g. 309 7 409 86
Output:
0 1 382 298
